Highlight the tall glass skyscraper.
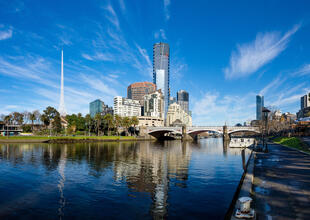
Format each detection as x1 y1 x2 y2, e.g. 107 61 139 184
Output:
256 95 264 120
153 42 170 116
177 90 189 114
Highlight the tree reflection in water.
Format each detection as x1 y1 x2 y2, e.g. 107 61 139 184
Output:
0 139 249 219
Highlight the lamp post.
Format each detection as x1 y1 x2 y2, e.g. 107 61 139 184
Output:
262 107 270 152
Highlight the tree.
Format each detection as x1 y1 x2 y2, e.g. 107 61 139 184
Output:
122 117 131 136
12 112 24 125
104 114 114 136
33 110 41 124
85 114 93 136
114 114 122 136
52 114 62 133
29 112 36 131
22 111 29 124
4 115 13 124
131 116 139 127
131 116 139 136
76 113 86 131
41 114 49 128
94 113 102 136
41 106 61 133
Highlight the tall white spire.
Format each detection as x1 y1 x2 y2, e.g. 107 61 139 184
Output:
58 50 67 116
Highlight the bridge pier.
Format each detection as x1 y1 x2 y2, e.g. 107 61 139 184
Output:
182 126 193 141
223 125 230 142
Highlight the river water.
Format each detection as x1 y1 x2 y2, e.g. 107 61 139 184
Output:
0 138 250 219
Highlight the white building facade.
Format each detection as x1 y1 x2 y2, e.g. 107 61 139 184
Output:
113 96 141 117
166 103 192 127
144 90 164 119
138 116 164 127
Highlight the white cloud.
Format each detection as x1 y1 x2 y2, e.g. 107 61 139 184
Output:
224 24 300 79
259 75 286 96
0 56 54 84
154 29 167 40
192 92 255 125
272 94 302 108
294 64 310 76
81 53 94 61
104 4 120 30
0 28 12 40
59 36 72 46
109 74 119 78
163 0 171 21
136 44 152 67
81 74 118 97
81 52 114 61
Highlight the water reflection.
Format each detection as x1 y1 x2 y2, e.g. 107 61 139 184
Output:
57 145 66 219
0 139 250 219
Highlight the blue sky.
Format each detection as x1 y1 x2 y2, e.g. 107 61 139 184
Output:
0 0 310 125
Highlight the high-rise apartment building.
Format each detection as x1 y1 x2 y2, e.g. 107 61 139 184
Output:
89 99 113 118
301 93 310 109
153 42 170 116
127 82 156 105
144 90 164 119
113 96 141 117
177 90 189 114
256 95 264 120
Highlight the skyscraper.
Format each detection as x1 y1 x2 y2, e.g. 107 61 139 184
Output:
301 93 310 110
58 50 67 116
177 90 189 114
127 82 156 105
153 42 170 116
89 99 113 118
256 95 264 120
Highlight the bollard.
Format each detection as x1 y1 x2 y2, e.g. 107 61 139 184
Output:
235 197 255 219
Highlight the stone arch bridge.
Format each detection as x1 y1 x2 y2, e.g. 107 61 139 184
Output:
146 126 260 140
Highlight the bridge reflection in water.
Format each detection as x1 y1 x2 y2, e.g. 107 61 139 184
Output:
0 139 250 219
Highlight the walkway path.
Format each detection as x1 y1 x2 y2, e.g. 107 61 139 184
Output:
253 143 310 219
301 136 310 147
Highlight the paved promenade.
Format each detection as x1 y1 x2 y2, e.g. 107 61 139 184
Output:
253 143 310 219
301 136 310 147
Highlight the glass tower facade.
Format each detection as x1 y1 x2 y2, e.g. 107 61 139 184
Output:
153 42 170 116
177 90 189 114
256 95 264 120
90 99 113 118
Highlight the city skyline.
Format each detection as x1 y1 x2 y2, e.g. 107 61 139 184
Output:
1 0 310 125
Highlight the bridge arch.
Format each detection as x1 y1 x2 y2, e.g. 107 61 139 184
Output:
227 129 260 135
186 127 223 140
147 127 182 140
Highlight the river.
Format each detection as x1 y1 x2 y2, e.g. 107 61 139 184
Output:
0 138 250 219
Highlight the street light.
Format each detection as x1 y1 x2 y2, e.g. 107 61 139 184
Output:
262 107 270 152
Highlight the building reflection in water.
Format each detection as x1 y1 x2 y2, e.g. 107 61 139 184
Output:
0 141 192 219
0 139 250 219
112 141 192 218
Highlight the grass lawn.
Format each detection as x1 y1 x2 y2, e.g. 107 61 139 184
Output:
273 137 310 153
0 136 136 140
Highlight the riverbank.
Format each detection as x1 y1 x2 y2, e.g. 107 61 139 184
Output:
0 136 151 143
273 136 310 153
